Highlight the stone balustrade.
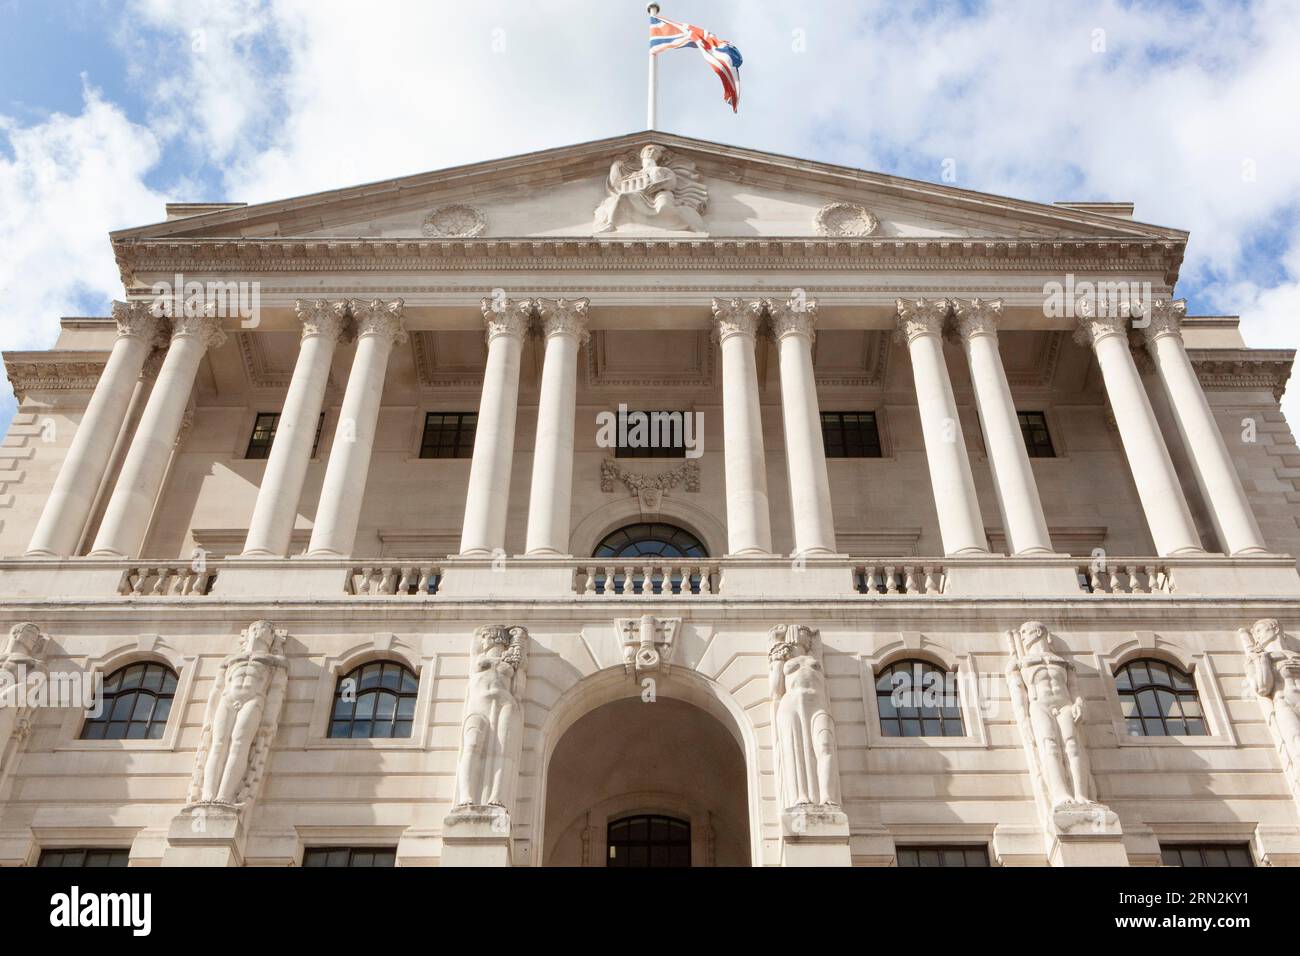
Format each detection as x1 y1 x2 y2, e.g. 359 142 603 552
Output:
1076 561 1172 595
118 562 218 596
347 563 442 595
854 563 946 595
575 561 720 596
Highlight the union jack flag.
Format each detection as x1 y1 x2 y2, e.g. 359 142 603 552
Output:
649 14 743 112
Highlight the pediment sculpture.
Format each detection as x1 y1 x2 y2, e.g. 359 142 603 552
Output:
593 144 708 234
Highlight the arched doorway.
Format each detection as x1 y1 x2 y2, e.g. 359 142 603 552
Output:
540 694 752 866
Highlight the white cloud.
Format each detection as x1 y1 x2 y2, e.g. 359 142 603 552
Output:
0 81 169 421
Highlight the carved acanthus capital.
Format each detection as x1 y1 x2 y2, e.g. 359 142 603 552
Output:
480 296 534 344
766 297 818 343
535 297 590 345
711 297 764 341
1138 298 1187 343
1072 307 1128 349
952 297 1003 342
295 299 348 342
111 300 163 344
894 297 950 344
170 311 227 351
350 298 408 346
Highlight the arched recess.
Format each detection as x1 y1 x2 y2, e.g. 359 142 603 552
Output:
569 495 726 559
528 666 763 866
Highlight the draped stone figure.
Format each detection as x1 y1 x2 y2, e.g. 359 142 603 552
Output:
1241 618 1300 782
0 623 48 783
1006 621 1114 832
593 144 708 234
188 620 288 808
454 625 528 810
768 624 841 809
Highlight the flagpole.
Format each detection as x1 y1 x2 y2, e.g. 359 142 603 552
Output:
646 3 659 129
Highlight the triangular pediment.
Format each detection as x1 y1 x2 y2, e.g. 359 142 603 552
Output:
113 132 1185 244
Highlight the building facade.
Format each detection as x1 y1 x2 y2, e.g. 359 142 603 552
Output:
1 132 1299 866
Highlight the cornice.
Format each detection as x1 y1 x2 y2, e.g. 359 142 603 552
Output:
112 236 1186 285
2 351 112 401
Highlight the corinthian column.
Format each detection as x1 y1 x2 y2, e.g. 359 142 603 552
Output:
896 298 988 555
713 298 773 555
768 297 837 555
306 299 406 558
1074 309 1203 556
1139 299 1268 555
459 297 532 556
241 300 347 557
90 311 226 558
524 298 588 556
27 302 162 557
952 298 1054 555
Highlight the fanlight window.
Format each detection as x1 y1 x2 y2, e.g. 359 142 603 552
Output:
80 661 178 741
1114 659 1207 737
328 661 420 739
593 522 707 559
875 659 965 737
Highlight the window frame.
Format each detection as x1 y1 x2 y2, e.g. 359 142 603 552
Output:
1159 843 1255 867
326 659 422 741
305 646 435 750
1094 641 1237 749
859 641 989 749
874 658 967 739
611 408 691 459
57 645 197 753
301 846 398 868
37 847 132 868
78 660 180 742
243 410 327 460
417 410 478 460
895 844 991 867
1016 410 1057 458
606 813 692 868
1113 657 1208 738
820 410 884 459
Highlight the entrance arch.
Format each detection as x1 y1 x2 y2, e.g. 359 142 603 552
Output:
532 668 760 866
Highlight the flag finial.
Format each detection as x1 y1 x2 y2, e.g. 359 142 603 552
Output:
647 3 660 14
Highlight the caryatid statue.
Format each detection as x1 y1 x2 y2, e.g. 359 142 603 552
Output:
1241 618 1300 773
189 620 288 807
454 625 528 810
768 624 841 809
0 623 49 778
1005 621 1098 810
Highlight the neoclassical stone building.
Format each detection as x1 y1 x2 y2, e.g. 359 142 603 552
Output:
2 132 1299 867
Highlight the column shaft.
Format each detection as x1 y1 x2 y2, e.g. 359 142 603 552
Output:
770 298 837 555
1143 300 1267 554
897 298 988 555
1077 313 1203 556
242 301 346 557
713 298 773 555
524 298 588 556
459 298 531 556
954 299 1054 554
27 302 159 557
90 313 226 558
307 299 405 558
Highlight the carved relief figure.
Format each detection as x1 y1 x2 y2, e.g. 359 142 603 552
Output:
454 625 528 809
617 615 680 676
1241 618 1300 772
1005 621 1097 810
593 145 708 234
0 623 48 780
189 620 288 807
768 624 841 808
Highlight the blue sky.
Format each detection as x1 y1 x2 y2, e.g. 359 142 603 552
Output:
2 0 1299 429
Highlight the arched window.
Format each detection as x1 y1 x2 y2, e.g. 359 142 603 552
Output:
875 659 965 737
1115 658 1207 737
328 660 419 739
80 661 178 740
607 814 691 867
589 522 709 595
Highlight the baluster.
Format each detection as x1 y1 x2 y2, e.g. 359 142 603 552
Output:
622 565 635 596
641 564 653 595
698 564 713 595
884 565 898 595
922 566 937 595
149 568 170 595
601 565 614 596
582 566 597 595
1087 566 1102 593
902 566 918 595
1106 567 1121 594
1125 565 1141 594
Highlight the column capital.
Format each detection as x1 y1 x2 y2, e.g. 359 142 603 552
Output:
1136 298 1187 343
711 297 764 341
894 297 950 344
535 297 590 345
766 297 818 343
294 299 348 341
170 311 227 351
1072 308 1128 349
951 297 1003 341
111 300 164 343
349 298 408 346
479 296 533 344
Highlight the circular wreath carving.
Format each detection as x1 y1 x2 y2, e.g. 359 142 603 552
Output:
814 202 879 237
421 204 487 238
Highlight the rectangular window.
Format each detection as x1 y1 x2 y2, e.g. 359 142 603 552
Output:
896 845 990 867
302 846 397 868
419 412 477 459
1017 411 1056 458
38 848 130 867
821 411 883 458
1160 843 1254 867
614 409 688 459
245 412 325 459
